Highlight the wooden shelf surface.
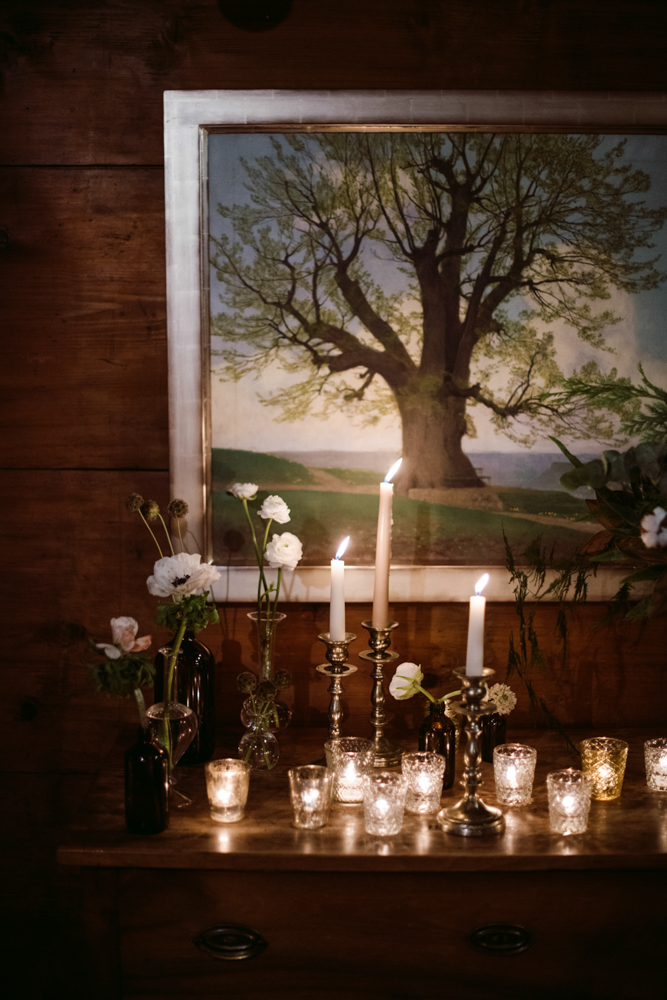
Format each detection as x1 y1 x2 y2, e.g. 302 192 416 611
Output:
57 726 667 873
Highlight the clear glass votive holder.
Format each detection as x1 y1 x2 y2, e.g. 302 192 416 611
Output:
579 737 629 801
402 752 446 813
546 769 592 835
205 758 250 823
288 765 334 829
493 743 537 806
324 737 375 804
363 771 406 835
644 738 667 791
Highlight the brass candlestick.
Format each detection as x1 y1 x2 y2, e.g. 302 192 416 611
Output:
316 632 358 741
437 667 505 837
359 620 402 767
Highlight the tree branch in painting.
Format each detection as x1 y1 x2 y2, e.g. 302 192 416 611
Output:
210 133 666 491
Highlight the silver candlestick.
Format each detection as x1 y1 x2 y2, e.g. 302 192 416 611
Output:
359 620 402 767
437 667 505 837
316 632 358 741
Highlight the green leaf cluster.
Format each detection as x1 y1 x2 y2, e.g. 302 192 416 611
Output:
556 439 667 494
155 592 220 634
88 649 155 699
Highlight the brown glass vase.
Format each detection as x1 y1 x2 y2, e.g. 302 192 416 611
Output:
481 712 507 763
154 631 216 765
124 727 169 834
418 701 456 790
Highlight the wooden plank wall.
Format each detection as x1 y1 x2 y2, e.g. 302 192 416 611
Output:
2 1 667 996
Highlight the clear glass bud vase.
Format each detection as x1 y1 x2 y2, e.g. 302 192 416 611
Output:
147 648 198 803
247 610 286 681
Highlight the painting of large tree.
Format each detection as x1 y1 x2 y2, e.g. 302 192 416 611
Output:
210 132 666 492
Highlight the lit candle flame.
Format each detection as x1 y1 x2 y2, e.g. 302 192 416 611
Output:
384 458 402 483
335 536 350 560
475 573 490 596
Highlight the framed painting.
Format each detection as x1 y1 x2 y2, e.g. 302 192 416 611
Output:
164 90 667 602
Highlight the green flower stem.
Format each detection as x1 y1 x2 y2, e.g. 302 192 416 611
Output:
241 499 271 607
133 688 148 729
272 568 282 618
160 617 188 774
139 510 164 557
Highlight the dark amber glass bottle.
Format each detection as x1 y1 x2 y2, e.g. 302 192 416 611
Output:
154 632 216 764
481 712 506 763
418 701 456 790
124 727 169 834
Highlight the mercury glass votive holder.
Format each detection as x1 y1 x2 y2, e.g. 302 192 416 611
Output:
363 771 406 835
644 738 667 791
205 758 250 823
547 769 592 835
402 752 446 814
325 738 375 804
493 743 537 806
288 765 334 829
579 737 629 801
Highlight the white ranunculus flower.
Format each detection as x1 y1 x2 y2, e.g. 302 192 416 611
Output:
389 662 424 700
641 506 667 549
227 482 259 500
258 495 291 524
485 682 517 716
147 551 221 598
265 532 303 571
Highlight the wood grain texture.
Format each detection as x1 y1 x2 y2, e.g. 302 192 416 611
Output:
3 1 667 165
117 869 667 1000
0 168 167 468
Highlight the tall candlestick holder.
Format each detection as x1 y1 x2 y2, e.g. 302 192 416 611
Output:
437 667 505 837
316 632 358 741
359 620 402 767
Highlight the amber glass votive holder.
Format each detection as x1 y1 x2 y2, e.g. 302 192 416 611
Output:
363 771 406 835
402 752 446 813
205 759 250 822
644 738 667 791
325 737 375 804
547 769 592 835
288 765 333 829
493 744 537 806
579 737 628 801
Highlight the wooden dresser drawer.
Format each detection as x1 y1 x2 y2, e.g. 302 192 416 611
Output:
118 868 667 999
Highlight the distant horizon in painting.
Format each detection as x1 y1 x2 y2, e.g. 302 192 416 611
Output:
207 130 667 567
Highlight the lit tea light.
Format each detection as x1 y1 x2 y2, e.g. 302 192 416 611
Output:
402 751 447 814
547 769 592 835
645 738 667 791
579 737 629 801
363 771 406 835
493 744 536 806
288 765 333 829
325 737 375 804
205 759 251 823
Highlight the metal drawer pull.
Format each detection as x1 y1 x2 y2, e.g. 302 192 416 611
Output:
470 924 533 956
194 924 268 961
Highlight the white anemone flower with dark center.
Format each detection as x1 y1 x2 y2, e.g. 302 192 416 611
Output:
147 551 221 598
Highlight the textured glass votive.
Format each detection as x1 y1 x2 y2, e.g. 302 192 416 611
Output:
402 752 446 813
325 738 375 803
493 743 537 806
288 765 333 829
363 771 406 835
547 769 592 835
579 737 629 801
205 759 250 823
644 738 667 791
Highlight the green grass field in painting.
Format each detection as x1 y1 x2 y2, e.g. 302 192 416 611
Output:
212 448 317 487
212 487 588 567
